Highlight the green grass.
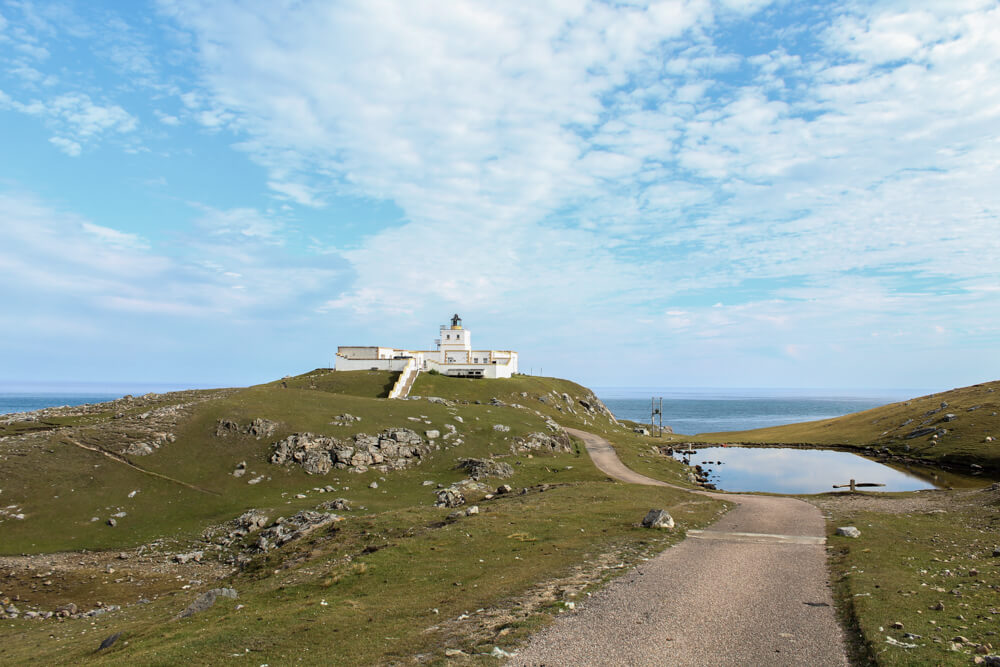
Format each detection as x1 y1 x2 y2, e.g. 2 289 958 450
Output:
0 369 727 664
818 488 1000 665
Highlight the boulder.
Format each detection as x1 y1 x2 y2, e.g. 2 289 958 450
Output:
836 526 861 538
641 509 675 529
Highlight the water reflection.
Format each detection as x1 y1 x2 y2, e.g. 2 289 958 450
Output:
673 446 939 494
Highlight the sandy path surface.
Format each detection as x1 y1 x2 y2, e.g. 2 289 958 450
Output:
508 428 848 666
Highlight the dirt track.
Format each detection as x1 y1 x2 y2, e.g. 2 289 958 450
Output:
509 428 849 666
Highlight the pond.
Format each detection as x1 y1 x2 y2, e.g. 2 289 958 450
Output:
673 446 942 494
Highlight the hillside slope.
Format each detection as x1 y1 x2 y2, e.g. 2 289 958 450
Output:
0 370 724 664
694 380 1000 471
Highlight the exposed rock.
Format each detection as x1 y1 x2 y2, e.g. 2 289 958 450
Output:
216 418 278 439
457 458 514 480
124 431 176 456
317 498 351 512
836 526 861 538
253 511 344 554
270 428 430 475
641 509 675 529
493 424 510 432
427 397 454 406
511 431 572 454
497 484 513 494
178 588 238 619
233 461 247 478
905 427 937 439
330 413 361 426
435 488 466 508
98 632 122 651
425 430 440 439
173 551 204 564
106 518 117 528
633 427 650 436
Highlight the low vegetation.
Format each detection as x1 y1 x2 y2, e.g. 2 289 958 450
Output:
0 370 726 664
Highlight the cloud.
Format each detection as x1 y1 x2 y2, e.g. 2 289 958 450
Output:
48 135 81 156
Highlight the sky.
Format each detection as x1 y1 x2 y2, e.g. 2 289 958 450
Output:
1 0 998 392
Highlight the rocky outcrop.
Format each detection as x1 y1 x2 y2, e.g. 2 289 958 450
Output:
123 431 176 456
457 458 514 480
270 428 431 474
253 511 344 553
511 431 572 454
215 418 279 439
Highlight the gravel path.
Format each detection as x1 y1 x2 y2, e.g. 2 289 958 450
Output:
509 428 849 666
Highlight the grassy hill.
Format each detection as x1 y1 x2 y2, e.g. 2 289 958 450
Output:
693 380 1000 471
0 370 726 664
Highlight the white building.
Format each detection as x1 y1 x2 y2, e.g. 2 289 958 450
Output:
335 315 519 387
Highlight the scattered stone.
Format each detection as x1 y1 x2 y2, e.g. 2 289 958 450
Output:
178 588 238 619
905 427 937 439
493 424 510 432
497 484 513 494
891 621 904 629
330 413 361 426
425 430 440 440
233 461 247 478
836 526 861 538
931 601 945 611
633 427 650 436
369 481 378 489
173 551 204 564
642 509 675 530
106 518 117 528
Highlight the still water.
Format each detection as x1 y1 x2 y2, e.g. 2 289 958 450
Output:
675 446 939 494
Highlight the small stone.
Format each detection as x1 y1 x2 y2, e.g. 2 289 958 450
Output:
98 632 122 651
465 506 479 516
106 518 117 528
891 621 904 629
369 482 378 489
836 526 861 538
932 601 945 611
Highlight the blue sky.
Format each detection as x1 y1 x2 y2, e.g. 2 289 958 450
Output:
1 0 998 391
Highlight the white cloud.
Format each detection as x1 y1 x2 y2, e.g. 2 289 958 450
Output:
48 135 81 156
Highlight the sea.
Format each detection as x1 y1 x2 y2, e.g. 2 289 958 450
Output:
0 382 221 417
2 382 928 435
594 387 928 436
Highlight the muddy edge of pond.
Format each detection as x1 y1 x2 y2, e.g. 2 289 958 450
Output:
676 440 998 484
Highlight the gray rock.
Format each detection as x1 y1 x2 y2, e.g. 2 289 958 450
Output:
178 588 238 619
106 518 117 527
905 427 937 439
642 509 675 529
456 458 514 480
497 484 513 494
836 526 861 538
98 632 122 651
493 424 510 432
425 430 440 439
317 498 351 512
435 488 466 508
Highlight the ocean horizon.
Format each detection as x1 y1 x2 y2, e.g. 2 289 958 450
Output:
0 381 934 434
